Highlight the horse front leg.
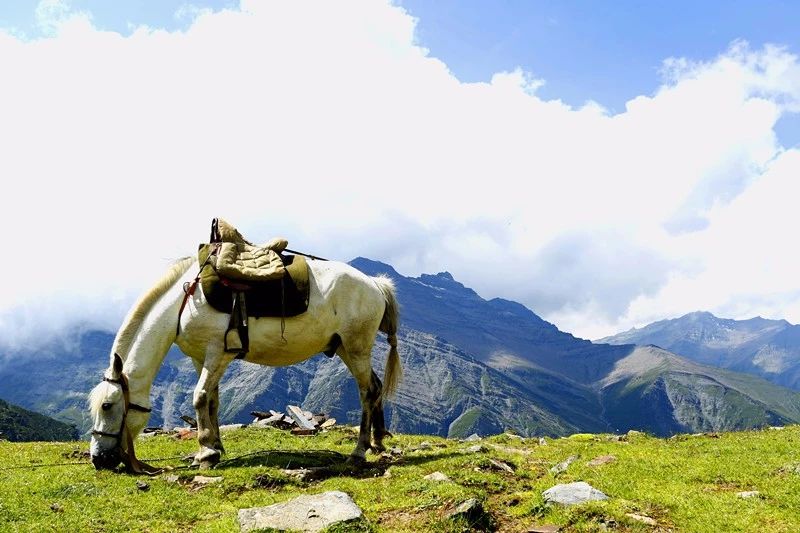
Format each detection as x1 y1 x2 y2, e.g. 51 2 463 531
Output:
192 353 234 469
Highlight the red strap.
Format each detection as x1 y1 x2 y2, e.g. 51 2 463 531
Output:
176 278 199 336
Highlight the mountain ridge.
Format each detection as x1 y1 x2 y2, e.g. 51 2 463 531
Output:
2 259 800 439
598 310 800 390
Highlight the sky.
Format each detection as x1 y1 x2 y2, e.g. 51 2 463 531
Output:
1 0 800 351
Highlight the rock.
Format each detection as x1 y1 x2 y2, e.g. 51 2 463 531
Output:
238 490 364 532
543 482 609 505
488 459 515 474
445 498 491 528
538 437 547 446
320 418 337 429
549 455 578 475
50 503 63 513
737 491 763 499
192 475 223 486
418 441 433 449
463 433 482 442
164 474 181 484
175 428 197 440
464 444 487 453
136 481 150 491
220 423 247 433
528 525 560 533
423 471 450 482
587 455 616 467
768 426 785 430
626 513 657 525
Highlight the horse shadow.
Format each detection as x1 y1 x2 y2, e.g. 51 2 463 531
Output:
213 448 464 482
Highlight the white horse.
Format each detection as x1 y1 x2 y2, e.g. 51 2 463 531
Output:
88 255 401 472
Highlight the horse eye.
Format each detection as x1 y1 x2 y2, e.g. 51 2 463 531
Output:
101 402 112 411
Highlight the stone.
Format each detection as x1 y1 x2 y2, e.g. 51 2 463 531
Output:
465 444 487 453
538 437 547 446
528 525 560 533
736 491 762 499
220 423 247 433
488 459 515 474
463 433 482 442
192 475 223 486
543 482 609 505
238 490 364 532
587 455 617 467
445 498 490 528
626 513 657 525
320 418 337 429
136 481 150 491
423 471 450 482
418 441 433 449
549 455 578 475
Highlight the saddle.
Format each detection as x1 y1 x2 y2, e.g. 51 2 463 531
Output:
196 218 311 358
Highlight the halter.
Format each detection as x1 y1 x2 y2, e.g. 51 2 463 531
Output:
90 375 151 443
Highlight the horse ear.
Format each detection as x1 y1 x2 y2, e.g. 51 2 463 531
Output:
111 353 123 378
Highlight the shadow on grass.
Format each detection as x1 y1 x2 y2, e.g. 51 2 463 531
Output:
214 448 466 482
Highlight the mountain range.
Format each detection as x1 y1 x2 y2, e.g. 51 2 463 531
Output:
598 311 800 390
2 259 800 440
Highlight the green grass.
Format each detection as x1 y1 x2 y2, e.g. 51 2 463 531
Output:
2 425 800 532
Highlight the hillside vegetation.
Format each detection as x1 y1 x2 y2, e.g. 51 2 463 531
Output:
0 397 78 442
3 425 800 531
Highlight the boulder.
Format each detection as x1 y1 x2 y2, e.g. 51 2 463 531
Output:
543 482 609 505
238 491 363 532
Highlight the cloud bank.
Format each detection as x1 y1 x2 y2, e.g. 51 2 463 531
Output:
1 0 799 350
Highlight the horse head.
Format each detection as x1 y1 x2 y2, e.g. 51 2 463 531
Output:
88 353 155 473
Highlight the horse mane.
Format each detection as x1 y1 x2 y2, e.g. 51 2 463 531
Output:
110 256 195 366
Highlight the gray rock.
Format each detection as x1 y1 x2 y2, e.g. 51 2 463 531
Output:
626 513 657 525
464 444 487 453
543 481 609 505
445 498 491 528
463 433 482 442
423 471 451 482
238 490 363 532
549 455 578 475
220 423 247 432
736 490 762 499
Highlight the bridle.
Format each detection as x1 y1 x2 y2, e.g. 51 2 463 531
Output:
90 374 151 443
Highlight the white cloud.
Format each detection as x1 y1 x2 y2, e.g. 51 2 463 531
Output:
0 0 799 348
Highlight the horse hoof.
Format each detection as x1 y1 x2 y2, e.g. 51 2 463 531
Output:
346 454 366 466
370 444 386 454
197 460 217 470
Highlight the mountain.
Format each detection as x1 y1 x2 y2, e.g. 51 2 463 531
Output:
597 311 800 390
0 397 78 442
3 260 800 439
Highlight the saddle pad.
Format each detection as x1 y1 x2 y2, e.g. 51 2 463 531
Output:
198 244 311 317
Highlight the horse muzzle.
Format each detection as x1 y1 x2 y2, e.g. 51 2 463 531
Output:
91 450 122 471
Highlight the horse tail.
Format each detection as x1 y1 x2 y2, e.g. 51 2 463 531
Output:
374 275 402 398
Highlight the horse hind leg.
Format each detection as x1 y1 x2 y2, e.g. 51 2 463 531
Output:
339 349 378 463
369 370 391 453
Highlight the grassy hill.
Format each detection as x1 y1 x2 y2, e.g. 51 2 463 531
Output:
3 425 800 531
0 397 78 442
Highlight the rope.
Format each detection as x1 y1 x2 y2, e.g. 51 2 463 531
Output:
0 449 347 473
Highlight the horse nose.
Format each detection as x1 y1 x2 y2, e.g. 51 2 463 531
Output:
91 452 120 471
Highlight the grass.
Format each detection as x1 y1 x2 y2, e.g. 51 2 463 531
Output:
2 425 800 532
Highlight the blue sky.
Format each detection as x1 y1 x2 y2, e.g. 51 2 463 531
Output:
1 1 800 345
